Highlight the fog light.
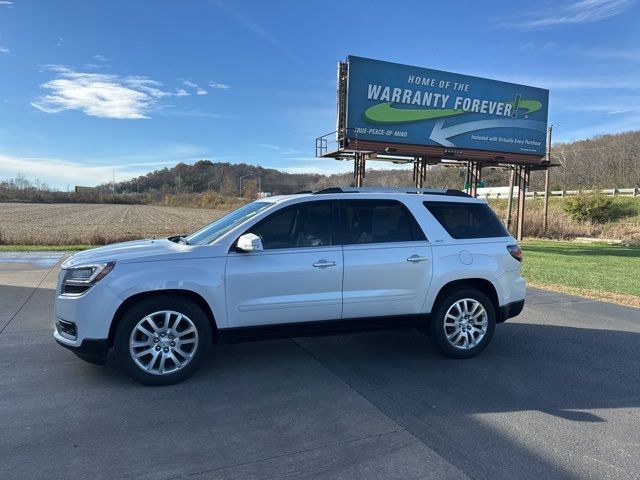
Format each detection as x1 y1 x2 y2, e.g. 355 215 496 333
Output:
56 319 77 340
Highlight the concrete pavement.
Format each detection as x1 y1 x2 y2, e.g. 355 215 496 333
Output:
0 252 639 479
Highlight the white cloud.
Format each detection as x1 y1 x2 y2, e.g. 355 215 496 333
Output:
511 0 634 28
93 54 111 62
0 46 9 54
0 154 155 187
0 1 13 5
257 143 300 155
83 63 106 70
31 66 188 119
0 144 212 188
181 79 208 95
209 82 231 90
174 88 190 97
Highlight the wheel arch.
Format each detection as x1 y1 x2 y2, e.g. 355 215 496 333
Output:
431 278 500 321
109 289 218 346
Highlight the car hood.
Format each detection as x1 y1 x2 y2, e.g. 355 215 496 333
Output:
62 239 225 268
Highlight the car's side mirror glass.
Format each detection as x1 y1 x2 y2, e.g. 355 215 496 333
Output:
235 233 263 252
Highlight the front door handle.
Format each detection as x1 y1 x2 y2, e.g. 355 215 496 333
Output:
407 255 429 263
313 260 336 268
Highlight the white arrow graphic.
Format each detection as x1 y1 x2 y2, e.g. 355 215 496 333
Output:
429 119 547 147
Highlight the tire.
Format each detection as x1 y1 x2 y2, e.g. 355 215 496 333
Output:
429 288 496 359
114 295 213 386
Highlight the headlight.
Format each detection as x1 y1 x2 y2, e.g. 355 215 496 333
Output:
62 261 115 294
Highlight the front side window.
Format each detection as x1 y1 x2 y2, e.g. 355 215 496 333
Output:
339 200 426 245
186 201 273 245
424 201 509 239
248 201 334 250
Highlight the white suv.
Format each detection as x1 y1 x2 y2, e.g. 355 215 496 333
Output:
54 188 525 385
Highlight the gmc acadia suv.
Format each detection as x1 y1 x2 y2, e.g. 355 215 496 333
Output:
54 187 525 385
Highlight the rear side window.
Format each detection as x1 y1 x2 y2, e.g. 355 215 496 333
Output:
340 200 426 245
424 201 508 239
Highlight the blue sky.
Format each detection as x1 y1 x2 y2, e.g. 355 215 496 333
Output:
0 0 639 188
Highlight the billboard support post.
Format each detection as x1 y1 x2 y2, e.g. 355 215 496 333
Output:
413 157 428 188
468 162 483 198
353 152 365 187
506 167 515 232
515 165 530 241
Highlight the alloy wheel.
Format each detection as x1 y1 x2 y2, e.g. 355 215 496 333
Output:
443 298 488 349
129 310 199 375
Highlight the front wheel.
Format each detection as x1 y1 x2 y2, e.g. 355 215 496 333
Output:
430 288 496 358
114 296 212 386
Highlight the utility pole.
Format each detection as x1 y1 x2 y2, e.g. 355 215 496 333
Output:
112 168 115 198
543 125 553 233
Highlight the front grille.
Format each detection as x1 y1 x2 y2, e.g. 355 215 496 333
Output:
56 319 77 340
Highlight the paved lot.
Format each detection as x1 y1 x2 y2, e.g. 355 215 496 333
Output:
1 252 639 480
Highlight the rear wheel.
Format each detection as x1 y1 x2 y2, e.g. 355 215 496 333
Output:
114 296 212 385
430 288 496 358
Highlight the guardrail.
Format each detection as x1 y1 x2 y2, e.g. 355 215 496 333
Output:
477 187 640 199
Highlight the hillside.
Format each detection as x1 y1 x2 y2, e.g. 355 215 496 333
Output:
2 130 638 205
113 130 640 195
114 161 323 197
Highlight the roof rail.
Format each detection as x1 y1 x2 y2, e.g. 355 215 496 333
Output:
313 187 346 194
312 187 471 198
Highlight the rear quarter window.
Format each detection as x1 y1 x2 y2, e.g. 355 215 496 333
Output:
424 201 509 239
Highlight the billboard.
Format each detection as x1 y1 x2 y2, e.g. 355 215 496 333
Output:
344 56 549 156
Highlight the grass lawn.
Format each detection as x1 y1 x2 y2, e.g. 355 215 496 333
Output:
521 239 640 307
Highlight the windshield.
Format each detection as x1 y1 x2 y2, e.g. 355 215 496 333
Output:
185 201 273 245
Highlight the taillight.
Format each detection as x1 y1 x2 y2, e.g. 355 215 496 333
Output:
507 244 522 262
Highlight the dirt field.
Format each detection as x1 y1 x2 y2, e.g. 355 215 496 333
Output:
0 203 228 245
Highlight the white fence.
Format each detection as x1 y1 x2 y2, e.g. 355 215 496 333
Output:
476 187 640 199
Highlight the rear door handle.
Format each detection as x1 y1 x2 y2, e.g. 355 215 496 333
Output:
407 255 429 263
313 260 336 268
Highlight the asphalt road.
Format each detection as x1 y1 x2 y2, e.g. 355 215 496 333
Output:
1 252 639 480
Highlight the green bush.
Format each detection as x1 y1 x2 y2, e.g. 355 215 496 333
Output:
563 193 622 223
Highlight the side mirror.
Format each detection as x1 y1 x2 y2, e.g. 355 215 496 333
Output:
235 233 263 252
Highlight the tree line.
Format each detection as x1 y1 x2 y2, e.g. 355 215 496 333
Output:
1 130 638 203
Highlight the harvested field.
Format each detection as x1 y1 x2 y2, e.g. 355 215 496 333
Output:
0 203 228 245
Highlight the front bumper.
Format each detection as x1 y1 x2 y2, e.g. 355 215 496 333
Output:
54 269 121 347
54 330 110 365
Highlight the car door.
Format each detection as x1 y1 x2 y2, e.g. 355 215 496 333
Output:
225 200 343 328
340 199 432 319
